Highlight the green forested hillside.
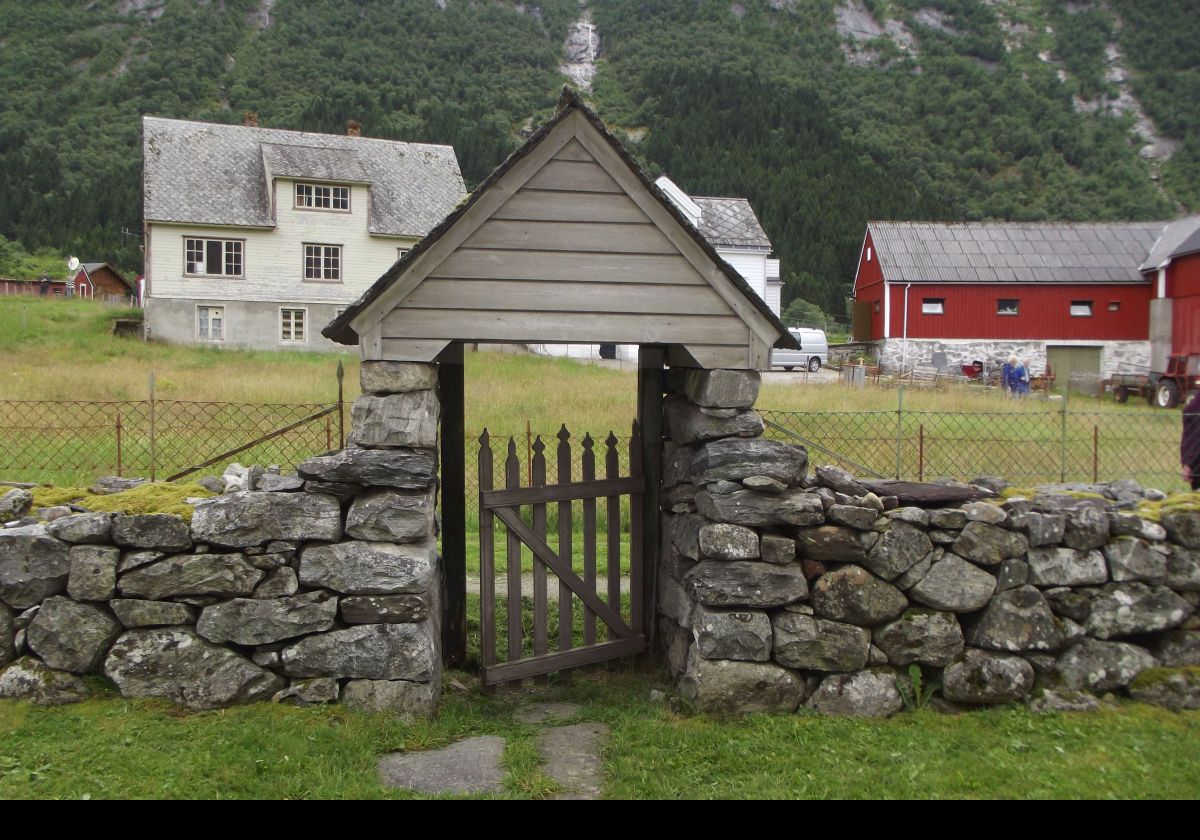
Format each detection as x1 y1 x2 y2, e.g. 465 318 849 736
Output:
1 0 1196 315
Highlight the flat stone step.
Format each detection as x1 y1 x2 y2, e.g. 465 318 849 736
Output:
377 735 506 795
537 722 609 800
514 701 581 725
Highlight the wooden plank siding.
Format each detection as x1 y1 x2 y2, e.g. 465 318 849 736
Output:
428 250 706 285
523 160 624 193
402 280 731 315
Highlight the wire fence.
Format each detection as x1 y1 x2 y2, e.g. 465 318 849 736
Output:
761 401 1189 492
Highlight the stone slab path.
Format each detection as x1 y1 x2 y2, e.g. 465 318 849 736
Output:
376 702 610 799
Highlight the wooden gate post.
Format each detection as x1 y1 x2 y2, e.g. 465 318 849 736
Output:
439 343 467 667
637 346 666 651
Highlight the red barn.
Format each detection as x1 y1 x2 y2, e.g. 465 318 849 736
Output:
1141 214 1200 403
852 221 1164 379
72 263 138 302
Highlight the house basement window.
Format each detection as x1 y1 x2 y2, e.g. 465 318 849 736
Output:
197 306 224 341
295 183 350 211
304 244 342 282
997 299 1019 316
922 298 945 315
1070 300 1094 317
280 308 306 343
185 238 243 277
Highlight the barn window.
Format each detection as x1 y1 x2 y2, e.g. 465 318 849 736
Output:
295 183 350 211
1070 300 1093 317
197 306 224 342
921 298 945 315
280 308 307 343
185 238 243 277
997 299 1019 316
873 301 881 313
866 247 873 262
304 244 342 282
1108 301 1121 312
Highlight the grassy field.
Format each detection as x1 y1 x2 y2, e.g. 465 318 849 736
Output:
1 673 1197 799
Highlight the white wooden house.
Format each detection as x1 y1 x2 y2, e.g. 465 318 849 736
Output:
142 116 465 351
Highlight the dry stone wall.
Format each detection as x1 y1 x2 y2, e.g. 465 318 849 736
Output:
0 361 444 715
659 368 1200 716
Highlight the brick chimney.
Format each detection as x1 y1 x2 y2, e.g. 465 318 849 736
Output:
242 111 259 128
346 119 362 137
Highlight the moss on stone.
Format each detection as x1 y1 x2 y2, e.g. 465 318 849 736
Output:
32 482 215 522
1130 666 1200 690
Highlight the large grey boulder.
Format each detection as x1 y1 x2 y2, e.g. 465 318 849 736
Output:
864 521 932 580
827 505 879 530
1128 667 1200 711
46 512 112 544
359 361 438 395
0 489 33 521
345 489 435 543
280 623 437 681
670 513 709 561
191 492 342 548
664 395 764 445
110 599 197 628
1023 512 1066 547
965 586 1065 653
1162 509 1200 549
806 668 905 718
1149 631 1200 667
349 391 439 448
273 678 340 706
698 523 759 560
658 569 694 627
256 474 305 492
696 489 823 527
0 657 89 706
688 437 806 486
908 554 996 613
760 535 797 566
1167 549 1200 592
1104 538 1168 584
1026 547 1107 587
686 561 808 609
962 501 1006 525
796 525 867 564
112 514 191 551
0 524 70 609
298 447 437 489
104 629 285 710
772 611 870 671
678 651 804 714
254 567 299 598
340 594 432 624
0 603 13 668
684 368 761 409
341 679 438 717
300 539 435 595
942 650 1035 704
26 596 120 673
1063 503 1110 550
1056 638 1156 692
196 592 338 646
692 606 772 662
119 553 264 599
1085 583 1193 639
811 565 908 627
952 522 1027 567
67 545 119 601
872 609 963 667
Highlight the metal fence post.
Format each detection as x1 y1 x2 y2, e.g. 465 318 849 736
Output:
918 423 925 483
336 360 345 449
895 384 905 480
1093 425 1099 483
148 371 157 482
1059 384 1069 483
115 412 123 478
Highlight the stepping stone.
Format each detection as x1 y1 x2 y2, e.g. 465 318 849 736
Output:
377 736 506 795
538 722 609 800
514 701 581 725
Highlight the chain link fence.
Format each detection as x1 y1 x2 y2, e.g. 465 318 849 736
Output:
761 404 1189 492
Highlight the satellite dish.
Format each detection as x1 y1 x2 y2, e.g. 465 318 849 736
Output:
67 257 80 272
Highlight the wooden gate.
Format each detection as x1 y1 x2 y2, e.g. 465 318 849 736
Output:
477 423 645 687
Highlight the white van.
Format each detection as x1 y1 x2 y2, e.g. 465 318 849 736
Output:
771 328 828 372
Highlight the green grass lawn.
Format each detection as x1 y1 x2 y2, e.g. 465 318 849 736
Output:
2 673 1198 799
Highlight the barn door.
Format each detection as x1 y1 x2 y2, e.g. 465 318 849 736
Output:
476 424 645 687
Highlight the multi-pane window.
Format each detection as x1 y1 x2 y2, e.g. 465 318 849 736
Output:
295 183 350 211
280 309 306 343
997 299 1019 316
197 306 224 341
185 238 243 277
1070 300 1094 317
921 298 945 315
304 244 342 282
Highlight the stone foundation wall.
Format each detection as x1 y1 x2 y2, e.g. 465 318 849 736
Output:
875 339 1151 377
659 369 1200 716
0 361 444 714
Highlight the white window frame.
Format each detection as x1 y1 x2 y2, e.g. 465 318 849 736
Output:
397 247 410 261
280 307 307 344
303 243 342 283
184 238 244 278
294 182 350 212
997 298 1019 316
921 298 945 315
1070 300 1094 317
196 305 225 342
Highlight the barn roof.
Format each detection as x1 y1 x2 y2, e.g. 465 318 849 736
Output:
868 221 1165 284
692 197 772 249
143 117 465 237
1140 214 1200 271
324 88 795 353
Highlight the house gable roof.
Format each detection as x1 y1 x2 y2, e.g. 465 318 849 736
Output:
323 88 795 360
693 197 772 249
868 220 1165 284
1140 214 1200 271
143 117 465 237
77 262 135 292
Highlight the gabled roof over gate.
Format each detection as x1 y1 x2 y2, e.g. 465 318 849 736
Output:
324 88 796 369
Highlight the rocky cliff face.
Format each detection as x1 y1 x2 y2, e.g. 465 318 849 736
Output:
561 9 601 91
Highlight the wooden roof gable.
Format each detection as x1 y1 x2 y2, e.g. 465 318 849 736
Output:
324 88 796 369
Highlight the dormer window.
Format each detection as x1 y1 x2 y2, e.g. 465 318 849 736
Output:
295 183 350 211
